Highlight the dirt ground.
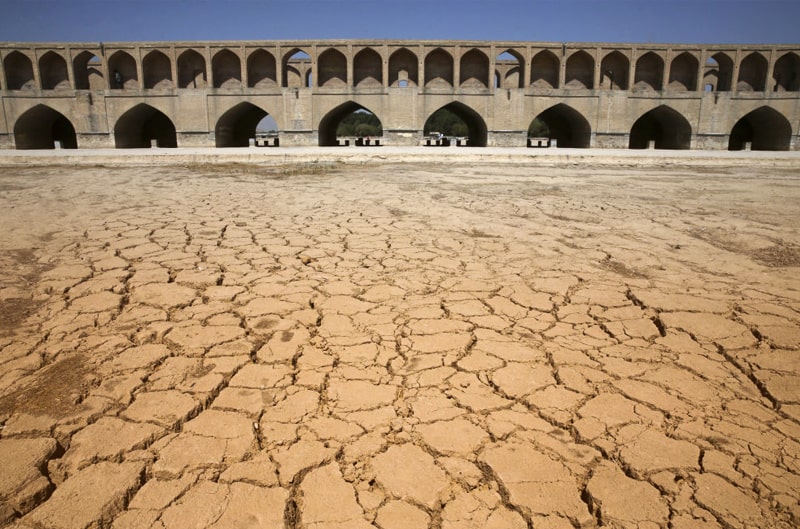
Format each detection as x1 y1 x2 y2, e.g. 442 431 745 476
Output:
0 159 798 529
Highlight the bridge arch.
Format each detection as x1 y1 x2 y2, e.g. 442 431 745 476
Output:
247 49 277 88
629 105 691 149
425 102 487 147
634 52 663 91
108 50 138 89
669 52 698 91
601 51 629 89
143 50 173 89
178 49 207 88
318 49 347 88
729 106 792 151
565 50 594 89
460 49 489 89
773 52 800 92
14 104 77 149
73 51 104 90
39 51 70 90
529 104 591 148
283 49 312 88
354 48 382 88
215 102 271 147
213 49 242 89
389 48 418 87
4 51 35 90
496 50 524 89
425 48 454 88
318 101 382 146
531 50 559 89
737 52 767 91
114 103 177 148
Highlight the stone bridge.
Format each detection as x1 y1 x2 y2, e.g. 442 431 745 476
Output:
1 40 799 150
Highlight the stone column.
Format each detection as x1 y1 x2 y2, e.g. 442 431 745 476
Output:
169 46 178 89
240 45 248 88
453 46 460 89
419 45 426 88
32 48 42 89
731 48 742 94
593 47 601 89
275 46 283 88
489 45 497 90
135 47 144 89
697 49 707 92
663 49 671 91
347 45 354 88
767 48 777 92
382 44 389 88
558 45 566 88
628 48 637 92
65 46 76 90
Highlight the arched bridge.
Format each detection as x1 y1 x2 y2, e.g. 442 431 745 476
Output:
1 40 799 150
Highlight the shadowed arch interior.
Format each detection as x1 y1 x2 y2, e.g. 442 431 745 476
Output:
247 49 277 88
212 49 242 88
143 50 173 89
108 51 138 89
531 50 559 89
425 48 454 88
634 52 664 91
629 106 691 149
39 51 70 90
389 48 418 87
601 51 629 89
318 102 382 146
14 104 77 149
424 102 487 147
4 51 35 90
728 106 792 151
115 104 177 148
318 49 347 87
529 104 591 148
215 102 269 147
773 52 800 92
737 53 767 91
354 48 382 87
178 49 207 88
73 51 104 90
565 51 594 89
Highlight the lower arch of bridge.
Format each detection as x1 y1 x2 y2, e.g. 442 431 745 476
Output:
318 102 382 146
629 105 691 149
114 104 177 148
728 106 792 151
425 102 488 147
530 104 591 148
14 104 77 149
215 102 269 147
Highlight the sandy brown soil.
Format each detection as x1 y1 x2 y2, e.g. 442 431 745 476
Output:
0 159 798 529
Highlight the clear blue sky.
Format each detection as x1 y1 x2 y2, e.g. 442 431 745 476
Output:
1 0 798 45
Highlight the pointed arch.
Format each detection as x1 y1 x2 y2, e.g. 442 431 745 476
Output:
215 102 270 147
318 102 383 146
212 49 242 89
247 49 277 88
531 50 559 89
143 50 173 89
705 52 733 91
318 48 347 87
177 49 207 88
565 50 594 89
496 50 524 89
669 52 698 91
425 48 454 88
282 49 311 88
73 51 103 90
389 48 418 87
729 106 792 151
424 102 487 147
108 50 138 89
354 48 382 88
634 52 663 91
629 105 691 149
529 104 591 148
460 48 489 88
114 104 177 148
737 52 767 91
600 51 629 89
39 51 70 90
773 52 800 92
14 105 77 149
4 51 35 90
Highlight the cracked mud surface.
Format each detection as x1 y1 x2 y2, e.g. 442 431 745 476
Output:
0 161 798 529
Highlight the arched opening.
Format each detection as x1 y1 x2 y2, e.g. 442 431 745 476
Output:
108 51 138 89
143 50 173 89
389 48 418 87
728 107 792 151
496 50 523 89
737 52 767 92
247 49 277 88
629 106 691 149
114 104 177 148
14 105 77 149
39 51 70 90
531 50 559 89
354 48 382 88
565 51 594 89
73 51 103 90
425 48 454 88
600 51 629 89
212 49 242 89
773 52 800 92
423 102 487 147
318 49 347 88
4 51 35 90
460 48 489 88
669 52 698 91
283 49 311 88
703 57 720 92
318 102 383 146
256 114 279 145
634 52 663 91
705 53 733 91
527 104 591 148
177 49 207 88
215 102 270 147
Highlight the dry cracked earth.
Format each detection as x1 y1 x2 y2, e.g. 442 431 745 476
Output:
0 160 798 529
